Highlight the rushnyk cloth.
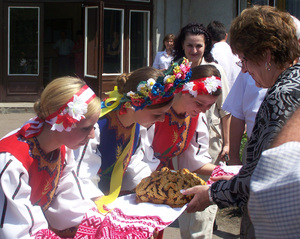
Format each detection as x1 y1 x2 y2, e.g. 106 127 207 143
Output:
207 162 242 186
33 194 186 238
76 194 186 238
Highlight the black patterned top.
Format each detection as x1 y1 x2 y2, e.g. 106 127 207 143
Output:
211 63 300 208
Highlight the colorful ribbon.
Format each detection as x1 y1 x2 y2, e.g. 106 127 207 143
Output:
100 86 124 118
95 125 136 214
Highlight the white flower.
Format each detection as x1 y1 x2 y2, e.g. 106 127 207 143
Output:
147 78 156 89
127 91 135 97
137 83 146 92
67 95 87 121
204 76 222 94
46 116 64 132
183 82 197 97
163 75 171 83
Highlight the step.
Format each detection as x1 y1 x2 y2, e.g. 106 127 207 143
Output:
0 103 35 114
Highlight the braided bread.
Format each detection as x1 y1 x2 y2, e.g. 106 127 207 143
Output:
136 167 206 208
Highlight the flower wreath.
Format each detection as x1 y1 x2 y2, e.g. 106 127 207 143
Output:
121 58 192 111
182 75 222 97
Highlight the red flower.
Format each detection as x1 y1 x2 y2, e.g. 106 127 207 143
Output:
56 113 77 129
164 83 173 92
194 81 208 95
131 98 146 107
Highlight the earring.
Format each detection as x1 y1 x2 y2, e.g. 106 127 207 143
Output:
265 62 271 71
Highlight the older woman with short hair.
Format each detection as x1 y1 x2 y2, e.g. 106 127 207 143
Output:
182 5 300 238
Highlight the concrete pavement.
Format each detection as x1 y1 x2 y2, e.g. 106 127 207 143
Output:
0 107 241 239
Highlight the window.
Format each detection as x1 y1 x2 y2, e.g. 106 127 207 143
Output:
8 7 39 75
129 10 150 71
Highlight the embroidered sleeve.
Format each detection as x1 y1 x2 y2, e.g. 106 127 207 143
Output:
0 153 49 237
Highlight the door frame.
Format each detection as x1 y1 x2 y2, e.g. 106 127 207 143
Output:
83 1 103 97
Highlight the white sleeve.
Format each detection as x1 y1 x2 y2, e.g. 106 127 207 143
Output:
177 113 212 172
122 125 160 191
152 52 161 69
73 123 104 199
222 71 246 120
44 147 96 230
0 153 50 238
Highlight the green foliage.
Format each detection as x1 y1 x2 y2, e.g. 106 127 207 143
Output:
239 133 248 162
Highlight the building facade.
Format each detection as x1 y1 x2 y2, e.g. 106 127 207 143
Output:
0 0 298 102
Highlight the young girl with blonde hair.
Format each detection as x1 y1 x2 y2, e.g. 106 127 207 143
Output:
0 76 101 238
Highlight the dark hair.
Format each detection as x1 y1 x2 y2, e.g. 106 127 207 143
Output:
117 67 163 94
207 21 227 42
162 33 176 51
190 64 222 96
230 5 300 68
173 23 214 63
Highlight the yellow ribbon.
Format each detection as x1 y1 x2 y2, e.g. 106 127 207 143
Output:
95 124 136 214
100 86 124 118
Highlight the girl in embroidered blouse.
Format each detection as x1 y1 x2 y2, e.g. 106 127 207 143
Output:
0 76 101 238
74 62 192 214
147 64 222 239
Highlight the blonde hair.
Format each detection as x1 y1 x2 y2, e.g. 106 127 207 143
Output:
34 76 100 120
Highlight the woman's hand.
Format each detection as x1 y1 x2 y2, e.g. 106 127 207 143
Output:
181 185 211 213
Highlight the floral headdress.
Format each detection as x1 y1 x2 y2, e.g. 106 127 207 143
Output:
100 58 192 116
20 85 96 138
45 85 96 132
181 75 222 97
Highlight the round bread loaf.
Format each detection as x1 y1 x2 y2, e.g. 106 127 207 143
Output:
136 167 206 208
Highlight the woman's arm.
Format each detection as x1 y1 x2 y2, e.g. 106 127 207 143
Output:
122 125 160 191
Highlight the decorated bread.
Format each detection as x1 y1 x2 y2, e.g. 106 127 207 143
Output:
136 167 206 208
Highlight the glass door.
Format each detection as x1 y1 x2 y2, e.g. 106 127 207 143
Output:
103 8 124 75
84 4 102 96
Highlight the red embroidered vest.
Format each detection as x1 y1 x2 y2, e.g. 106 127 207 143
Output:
0 132 65 210
152 108 199 169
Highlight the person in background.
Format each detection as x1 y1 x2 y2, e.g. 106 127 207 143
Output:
182 5 300 239
0 76 101 238
172 22 230 239
153 33 175 71
53 30 74 77
207 21 240 89
106 31 121 57
249 107 300 239
222 72 267 165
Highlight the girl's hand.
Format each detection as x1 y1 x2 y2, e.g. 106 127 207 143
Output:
210 175 234 182
149 228 159 239
220 145 229 162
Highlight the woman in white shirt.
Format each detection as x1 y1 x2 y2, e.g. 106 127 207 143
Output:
153 33 175 71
